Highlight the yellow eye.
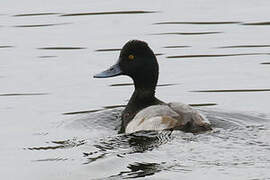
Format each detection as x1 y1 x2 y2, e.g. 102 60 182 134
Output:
128 54 135 60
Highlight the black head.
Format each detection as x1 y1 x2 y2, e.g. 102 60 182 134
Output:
94 40 159 90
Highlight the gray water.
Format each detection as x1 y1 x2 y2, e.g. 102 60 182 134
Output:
1 0 270 179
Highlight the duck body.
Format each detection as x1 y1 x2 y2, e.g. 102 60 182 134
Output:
125 102 211 134
94 40 211 134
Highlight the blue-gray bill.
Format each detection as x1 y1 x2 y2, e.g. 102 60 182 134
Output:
93 63 122 78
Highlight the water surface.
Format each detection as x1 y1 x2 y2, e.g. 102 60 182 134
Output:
1 0 270 179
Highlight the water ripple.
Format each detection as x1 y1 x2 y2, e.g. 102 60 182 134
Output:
63 109 103 115
61 11 158 17
261 62 270 65
0 93 49 96
151 32 222 35
32 157 68 162
27 138 86 151
242 22 270 26
14 23 71 28
163 45 191 49
167 53 268 59
154 21 241 25
0 46 13 48
95 48 122 52
191 89 270 93
38 47 86 50
218 45 270 48
38 56 57 58
13 13 60 17
189 103 217 107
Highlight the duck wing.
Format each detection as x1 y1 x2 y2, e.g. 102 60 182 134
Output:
168 102 211 132
125 105 179 133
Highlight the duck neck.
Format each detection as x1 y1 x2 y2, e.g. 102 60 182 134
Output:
129 81 157 107
132 88 156 101
132 74 157 101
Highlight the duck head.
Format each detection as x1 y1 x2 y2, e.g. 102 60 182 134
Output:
94 40 159 90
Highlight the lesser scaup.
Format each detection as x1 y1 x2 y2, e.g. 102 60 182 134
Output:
94 40 211 134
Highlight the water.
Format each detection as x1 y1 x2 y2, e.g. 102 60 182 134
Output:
1 0 270 179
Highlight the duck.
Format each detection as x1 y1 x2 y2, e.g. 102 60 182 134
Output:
94 40 211 134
